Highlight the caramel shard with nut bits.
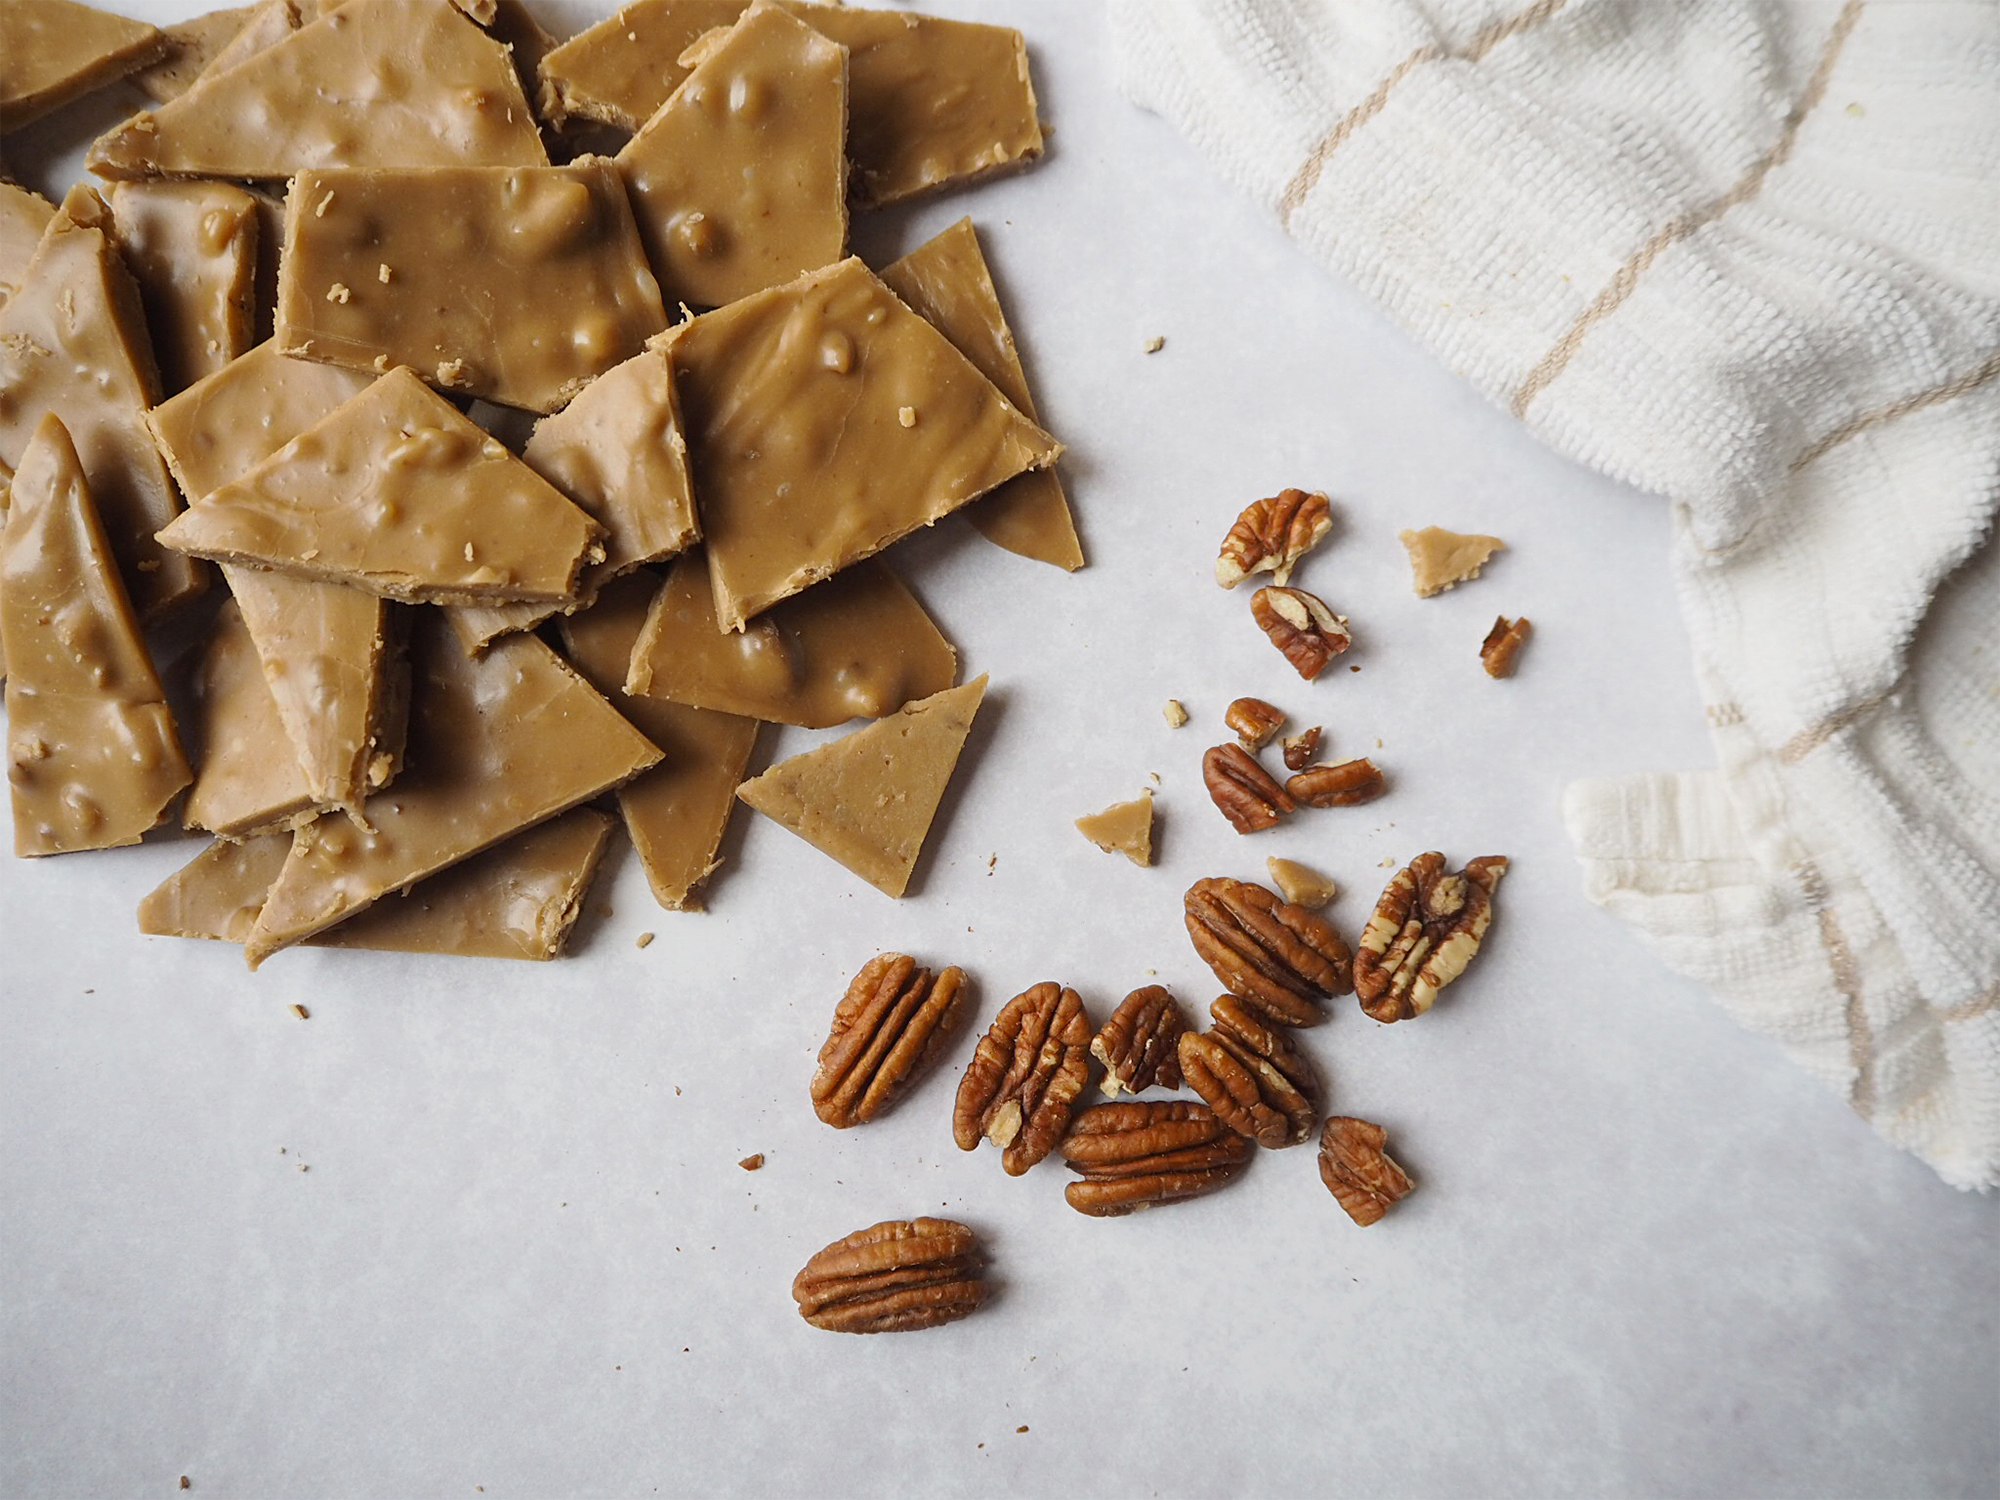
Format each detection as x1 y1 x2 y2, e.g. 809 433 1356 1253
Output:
664 255 1059 630
3 415 190 856
537 0 753 128
1354 852 1508 1022
0 183 55 309
792 1217 985 1334
953 981 1092 1175
0 0 164 133
1074 790 1153 867
1399 525 1505 597
107 181 259 396
1319 1115 1414 1226
812 952 970 1128
182 598 322 839
1216 488 1330 589
1060 1100 1252 1217
129 6 258 104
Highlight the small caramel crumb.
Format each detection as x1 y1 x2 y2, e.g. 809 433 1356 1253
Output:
635 932 655 949
1267 857 1336 909
1162 699 1189 728
290 1003 309 1020
326 282 351 304
738 1154 764 1171
1144 335 1165 353
898 405 918 427
377 263 392 283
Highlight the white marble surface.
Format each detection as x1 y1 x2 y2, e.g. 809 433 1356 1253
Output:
1 3 1994 1497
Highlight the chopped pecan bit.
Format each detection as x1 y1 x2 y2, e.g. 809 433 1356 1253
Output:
1224 696 1286 749
952 982 1093 1175
1250 586 1351 680
1162 698 1189 728
1287 757 1387 808
1318 1116 1413 1226
1091 985 1189 1097
1202 743 1294 834
1060 1100 1253 1216
1265 857 1335 910
1281 726 1322 771
1215 487 1332 589
1480 615 1532 678
812 953 971 1128
1354 852 1508 1022
1178 996 1318 1147
1183 876 1351 1027
792 1218 986 1333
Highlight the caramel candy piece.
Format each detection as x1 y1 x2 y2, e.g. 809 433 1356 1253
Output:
0 0 164 133
560 572 760 912
1075 791 1153 868
737 675 985 898
182 598 320 839
242 616 661 966
2 415 191 856
618 3 848 310
538 0 751 128
0 187 201 619
0 183 56 310
666 256 1059 630
87 0 546 180
274 161 665 414
1399 526 1506 597
195 0 301 82
157 367 603 606
627 551 956 730
881 218 1080 571
107 182 259 396
130 6 258 104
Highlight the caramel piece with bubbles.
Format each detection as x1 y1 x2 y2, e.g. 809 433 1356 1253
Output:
538 0 750 128
107 181 260 396
0 184 55 310
129 6 258 105
0 0 164 133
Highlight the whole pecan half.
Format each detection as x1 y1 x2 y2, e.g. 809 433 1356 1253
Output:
1287 757 1386 808
1281 726 1322 771
1202 743 1294 833
1215 487 1332 589
792 1218 986 1333
1353 852 1509 1022
1224 696 1286 749
1480 615 1532 678
1184 876 1352 1027
1060 1100 1253 1216
1250 586 1351 680
1178 996 1318 1147
1091 984 1189 1097
812 953 970 1128
1318 1117 1413 1226
952 982 1093 1174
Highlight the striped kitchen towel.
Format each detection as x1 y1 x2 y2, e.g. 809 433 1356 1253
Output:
1109 0 2000 1189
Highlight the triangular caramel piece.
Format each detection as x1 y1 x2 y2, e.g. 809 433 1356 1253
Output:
618 3 847 310
130 6 258 104
666 256 1059 630
139 832 290 943
560 571 759 912
0 0 165 132
538 0 749 129
0 183 55 310
3 414 191 856
629 551 955 729
882 218 1080 571
0 187 201 618
87 0 546 180
736 674 985 897
187 0 299 84
157 366 603 605
1398 526 1506 597
243 616 661 965
107 181 260 396
1075 790 1153 867
182 597 321 839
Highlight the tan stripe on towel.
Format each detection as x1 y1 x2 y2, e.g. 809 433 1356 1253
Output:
1793 857 1878 1120
1790 349 2000 472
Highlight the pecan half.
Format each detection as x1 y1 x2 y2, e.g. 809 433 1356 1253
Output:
1281 726 1322 771
812 953 970 1128
1318 1117 1413 1226
1224 696 1286 749
1060 1100 1253 1216
1353 852 1508 1022
1178 996 1317 1147
1184 876 1352 1027
792 1218 985 1333
1091 984 1189 1097
1250 586 1351 680
952 982 1093 1174
1202 743 1294 834
1287 757 1386 808
1215 487 1332 589
1480 615 1532 678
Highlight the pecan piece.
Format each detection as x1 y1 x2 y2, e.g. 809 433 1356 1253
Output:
1215 487 1332 589
1224 696 1286 749
1178 996 1318 1147
812 953 970 1128
1250 586 1351 680
1281 726 1321 771
1090 984 1189 1097
1318 1116 1413 1226
1287 757 1386 808
952 982 1093 1175
791 1218 985 1333
1353 852 1508 1022
1060 1100 1253 1216
1183 876 1352 1027
1202 743 1294 833
1480 615 1532 678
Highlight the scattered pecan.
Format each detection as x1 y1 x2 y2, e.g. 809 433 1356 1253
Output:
1091 984 1189 1097
1353 852 1508 1022
811 953 970 1128
1060 1100 1253 1216
1265 857 1335 910
1281 726 1321 771
1480 615 1532 678
1202 743 1294 833
1287 757 1386 808
1214 487 1332 589
1184 876 1351 1027
952 982 1093 1174
1318 1116 1413 1226
1178 996 1318 1147
1224 696 1286 749
1250 586 1351 680
791 1218 986 1333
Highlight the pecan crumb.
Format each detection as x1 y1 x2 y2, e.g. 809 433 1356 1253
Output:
1162 699 1189 728
289 1003 309 1020
1281 726 1321 771
738 1154 764 1171
1144 335 1165 354
1224 696 1286 749
1480 615 1532 677
635 932 655 949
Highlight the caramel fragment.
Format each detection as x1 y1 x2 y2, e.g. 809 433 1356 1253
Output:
193 0 301 84
627 552 956 729
0 0 165 133
130 6 258 104
666 256 1059 629
183 598 321 839
107 181 260 395
1265 857 1335 910
1074 791 1153 867
2 415 190 856
1399 526 1506 597
0 183 55 309
275 161 666 413
538 0 757 128
736 675 985 897
881 218 1080 571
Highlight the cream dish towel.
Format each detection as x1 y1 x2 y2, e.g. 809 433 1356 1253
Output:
1109 0 2000 1188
